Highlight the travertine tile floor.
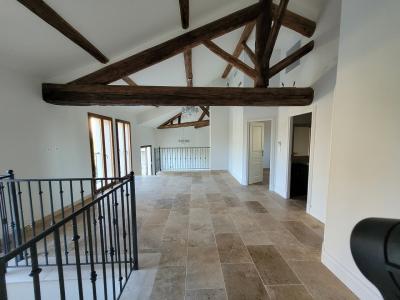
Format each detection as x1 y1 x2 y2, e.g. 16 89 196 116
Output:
121 171 357 300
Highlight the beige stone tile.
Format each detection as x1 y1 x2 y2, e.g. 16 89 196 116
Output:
144 209 171 225
253 213 285 231
185 289 227 300
266 285 313 300
186 246 225 290
222 263 270 300
139 224 164 250
239 230 273 246
247 245 300 285
289 260 357 300
211 214 237 234
245 201 268 213
150 266 186 300
215 233 252 263
159 241 187 267
282 221 323 250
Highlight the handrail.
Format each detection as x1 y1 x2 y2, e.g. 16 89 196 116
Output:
0 178 127 262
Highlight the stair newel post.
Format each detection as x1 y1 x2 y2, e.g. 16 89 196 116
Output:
0 259 7 300
129 172 139 270
7 170 23 260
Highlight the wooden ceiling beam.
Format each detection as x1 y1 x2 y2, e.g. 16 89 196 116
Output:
122 76 138 86
255 0 272 87
241 42 256 65
272 3 316 38
179 0 190 29
69 4 262 85
263 0 289 69
221 22 255 78
159 112 183 128
42 84 314 106
184 49 193 87
17 0 108 64
269 40 314 78
198 106 209 121
159 120 209 129
203 40 257 79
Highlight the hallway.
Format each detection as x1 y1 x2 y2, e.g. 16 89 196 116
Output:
122 172 356 300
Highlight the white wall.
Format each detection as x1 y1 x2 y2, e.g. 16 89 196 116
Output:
210 107 229 170
263 121 272 168
272 0 341 223
155 126 210 148
228 107 244 183
322 1 400 299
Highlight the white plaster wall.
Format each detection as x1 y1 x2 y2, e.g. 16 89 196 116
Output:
263 121 271 168
154 126 210 147
323 1 400 299
228 107 244 183
272 0 341 223
210 107 229 170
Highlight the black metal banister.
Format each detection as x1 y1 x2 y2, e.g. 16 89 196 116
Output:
0 171 139 300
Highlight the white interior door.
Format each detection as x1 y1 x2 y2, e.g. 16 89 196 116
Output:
249 122 265 184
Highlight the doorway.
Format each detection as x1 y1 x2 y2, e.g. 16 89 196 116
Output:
289 113 312 200
140 145 153 176
248 120 272 187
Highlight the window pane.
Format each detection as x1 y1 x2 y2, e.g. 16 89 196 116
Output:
118 122 126 176
90 117 104 190
103 119 115 183
125 124 132 174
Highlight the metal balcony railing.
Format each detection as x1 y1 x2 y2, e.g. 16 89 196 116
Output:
0 171 139 300
154 147 210 172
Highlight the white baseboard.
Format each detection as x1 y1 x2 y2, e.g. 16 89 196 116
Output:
321 248 382 300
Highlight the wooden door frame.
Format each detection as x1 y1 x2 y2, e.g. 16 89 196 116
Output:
115 119 133 177
245 118 276 189
140 145 153 176
88 112 116 192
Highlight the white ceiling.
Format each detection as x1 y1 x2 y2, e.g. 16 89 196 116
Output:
0 0 327 121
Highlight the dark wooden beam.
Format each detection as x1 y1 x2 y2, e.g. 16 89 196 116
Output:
122 76 138 86
159 120 209 129
203 40 257 79
255 0 272 87
70 4 262 85
272 3 315 38
184 49 193 87
158 112 183 128
241 42 256 65
17 0 108 64
264 0 289 68
179 0 189 29
222 22 255 78
269 40 314 78
43 84 314 106
198 106 209 121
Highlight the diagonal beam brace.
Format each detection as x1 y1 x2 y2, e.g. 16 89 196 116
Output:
70 4 262 85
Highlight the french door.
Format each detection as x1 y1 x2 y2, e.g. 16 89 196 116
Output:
116 119 132 177
88 113 116 191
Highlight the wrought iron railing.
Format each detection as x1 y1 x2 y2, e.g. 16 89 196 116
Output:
0 171 138 300
154 147 210 172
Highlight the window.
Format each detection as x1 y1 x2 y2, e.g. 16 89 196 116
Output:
140 145 152 176
88 113 115 190
116 119 132 177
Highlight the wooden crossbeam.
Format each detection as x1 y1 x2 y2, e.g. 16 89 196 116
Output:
70 4 261 85
241 42 256 65
158 112 183 128
42 84 314 106
198 106 210 121
255 0 272 87
273 3 315 37
263 0 289 69
269 40 314 78
159 120 209 129
179 0 189 29
122 76 138 86
17 0 108 64
203 40 257 79
221 22 255 78
184 49 193 87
